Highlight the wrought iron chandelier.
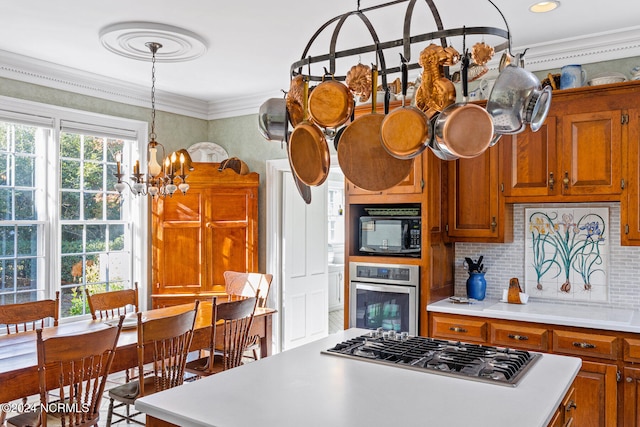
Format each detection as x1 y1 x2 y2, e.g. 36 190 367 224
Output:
114 42 190 198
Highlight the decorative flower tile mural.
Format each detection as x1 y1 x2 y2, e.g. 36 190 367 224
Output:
524 207 609 302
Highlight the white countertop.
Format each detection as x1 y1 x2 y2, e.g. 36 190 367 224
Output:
136 328 580 427
428 298 640 333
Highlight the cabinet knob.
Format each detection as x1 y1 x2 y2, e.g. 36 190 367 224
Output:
627 377 634 383
566 400 577 411
490 217 497 232
449 326 468 333
563 171 570 190
548 172 555 190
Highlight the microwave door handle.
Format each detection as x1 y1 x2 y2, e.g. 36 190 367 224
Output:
403 223 409 249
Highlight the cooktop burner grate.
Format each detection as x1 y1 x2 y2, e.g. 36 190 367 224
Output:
322 333 541 387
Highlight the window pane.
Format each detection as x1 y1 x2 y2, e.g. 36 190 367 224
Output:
61 254 83 285
106 139 123 163
86 225 106 252
107 251 130 283
60 191 80 220
60 285 88 317
14 189 35 220
14 125 36 154
14 155 35 187
106 163 118 190
0 153 9 186
15 291 38 303
16 258 37 291
0 188 11 220
109 225 125 250
0 124 7 151
61 225 83 254
106 194 122 220
60 133 81 158
85 254 100 284
0 226 15 256
1 259 15 291
60 159 81 189
17 226 37 256
84 136 103 161
83 192 102 220
83 162 103 191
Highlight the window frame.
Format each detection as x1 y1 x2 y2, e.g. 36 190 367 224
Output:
0 95 149 319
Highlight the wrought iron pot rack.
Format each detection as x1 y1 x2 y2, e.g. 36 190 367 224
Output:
290 0 513 89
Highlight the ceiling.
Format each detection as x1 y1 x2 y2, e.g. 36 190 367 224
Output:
2 0 640 119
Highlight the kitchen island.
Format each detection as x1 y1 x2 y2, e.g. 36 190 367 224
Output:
136 328 580 427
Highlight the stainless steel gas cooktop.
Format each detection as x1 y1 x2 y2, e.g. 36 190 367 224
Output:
322 331 541 387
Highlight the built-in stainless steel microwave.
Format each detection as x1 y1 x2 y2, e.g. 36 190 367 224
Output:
358 216 421 256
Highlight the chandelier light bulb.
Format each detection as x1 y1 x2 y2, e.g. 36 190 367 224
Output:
114 182 126 193
178 183 190 194
148 146 162 177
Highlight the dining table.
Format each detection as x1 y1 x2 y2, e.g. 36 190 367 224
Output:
0 300 276 404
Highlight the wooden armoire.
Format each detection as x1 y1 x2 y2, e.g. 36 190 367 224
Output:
151 162 259 304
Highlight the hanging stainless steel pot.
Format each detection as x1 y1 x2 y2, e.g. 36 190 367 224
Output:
258 98 288 142
486 65 552 135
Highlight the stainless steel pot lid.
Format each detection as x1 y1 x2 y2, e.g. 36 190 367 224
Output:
258 98 287 142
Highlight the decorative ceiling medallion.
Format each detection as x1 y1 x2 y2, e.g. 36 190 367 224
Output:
99 22 207 62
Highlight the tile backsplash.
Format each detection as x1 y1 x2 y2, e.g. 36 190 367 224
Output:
455 203 640 310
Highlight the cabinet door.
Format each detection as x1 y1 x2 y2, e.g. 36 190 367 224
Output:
447 145 503 241
623 366 640 427
560 110 622 196
502 117 558 197
572 360 617 427
204 188 258 288
622 108 640 245
152 191 204 293
345 153 423 196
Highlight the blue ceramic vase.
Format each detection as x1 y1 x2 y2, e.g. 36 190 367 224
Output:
466 272 487 300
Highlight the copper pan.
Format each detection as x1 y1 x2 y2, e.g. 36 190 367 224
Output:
337 67 413 192
288 77 330 187
308 71 354 129
380 56 431 159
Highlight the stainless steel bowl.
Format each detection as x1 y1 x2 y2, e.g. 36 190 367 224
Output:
486 65 552 135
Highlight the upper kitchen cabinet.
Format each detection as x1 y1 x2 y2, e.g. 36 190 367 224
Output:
345 156 424 197
151 163 259 295
503 83 637 202
622 108 640 245
446 144 513 243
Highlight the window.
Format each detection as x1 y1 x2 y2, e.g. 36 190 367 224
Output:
0 97 147 318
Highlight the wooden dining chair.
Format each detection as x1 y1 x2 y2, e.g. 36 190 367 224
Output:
105 301 199 426
0 291 60 334
223 271 272 359
6 317 124 427
184 295 258 378
0 292 60 425
85 283 138 320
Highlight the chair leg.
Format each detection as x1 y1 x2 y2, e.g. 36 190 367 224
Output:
106 398 114 427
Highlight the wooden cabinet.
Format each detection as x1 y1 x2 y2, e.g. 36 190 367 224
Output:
623 366 640 426
445 144 512 242
328 265 344 312
345 153 423 196
502 117 557 198
548 386 577 427
572 360 617 427
502 84 633 202
151 163 258 295
428 311 619 426
622 108 640 245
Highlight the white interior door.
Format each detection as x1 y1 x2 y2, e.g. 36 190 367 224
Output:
282 172 328 350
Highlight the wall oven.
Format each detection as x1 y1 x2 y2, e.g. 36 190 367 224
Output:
349 262 419 336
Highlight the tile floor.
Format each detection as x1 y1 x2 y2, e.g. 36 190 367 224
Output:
329 308 345 334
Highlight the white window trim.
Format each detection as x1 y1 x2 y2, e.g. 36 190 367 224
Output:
0 95 149 314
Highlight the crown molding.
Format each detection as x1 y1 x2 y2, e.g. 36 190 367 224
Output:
512 26 640 72
0 49 209 119
2 27 640 121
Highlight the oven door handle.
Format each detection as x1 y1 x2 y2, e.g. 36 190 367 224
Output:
353 283 413 294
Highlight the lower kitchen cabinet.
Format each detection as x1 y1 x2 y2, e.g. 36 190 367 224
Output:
572 360 617 427
548 386 577 427
428 312 620 426
623 366 640 426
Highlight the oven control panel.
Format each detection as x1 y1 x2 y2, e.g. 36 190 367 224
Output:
350 262 419 286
